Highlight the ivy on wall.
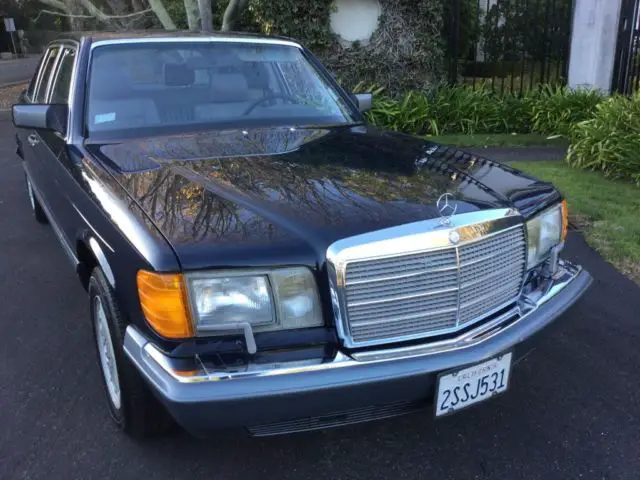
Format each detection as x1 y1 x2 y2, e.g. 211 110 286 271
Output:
247 0 445 96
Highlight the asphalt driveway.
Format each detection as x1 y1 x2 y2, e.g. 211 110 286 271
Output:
1 111 639 479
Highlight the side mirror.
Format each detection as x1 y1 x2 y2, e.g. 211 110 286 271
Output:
354 93 373 113
12 104 68 136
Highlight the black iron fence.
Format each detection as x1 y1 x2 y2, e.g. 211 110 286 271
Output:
445 0 575 95
612 0 640 95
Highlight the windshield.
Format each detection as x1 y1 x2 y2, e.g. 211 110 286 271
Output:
86 42 358 136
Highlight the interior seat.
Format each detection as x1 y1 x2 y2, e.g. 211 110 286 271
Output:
88 66 160 130
195 72 251 121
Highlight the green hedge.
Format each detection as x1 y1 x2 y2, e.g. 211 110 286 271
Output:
567 94 640 185
361 85 604 136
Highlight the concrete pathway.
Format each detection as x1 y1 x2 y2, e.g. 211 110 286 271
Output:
465 145 568 162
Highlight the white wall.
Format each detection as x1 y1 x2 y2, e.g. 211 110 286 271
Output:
568 0 623 91
330 0 381 46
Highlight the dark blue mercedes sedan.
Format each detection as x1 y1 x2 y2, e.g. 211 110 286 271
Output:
12 31 591 438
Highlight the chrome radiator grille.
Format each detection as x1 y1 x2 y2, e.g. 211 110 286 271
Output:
342 226 526 346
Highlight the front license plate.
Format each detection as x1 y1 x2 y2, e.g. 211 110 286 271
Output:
435 352 512 417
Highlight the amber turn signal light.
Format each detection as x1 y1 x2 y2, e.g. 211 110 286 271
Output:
561 200 569 242
136 270 194 339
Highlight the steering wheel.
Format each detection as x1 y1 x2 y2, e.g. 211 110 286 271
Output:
242 94 300 116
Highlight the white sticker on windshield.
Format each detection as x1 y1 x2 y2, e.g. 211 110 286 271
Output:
95 112 116 124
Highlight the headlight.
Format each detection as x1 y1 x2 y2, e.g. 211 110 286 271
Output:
526 200 568 268
186 267 323 335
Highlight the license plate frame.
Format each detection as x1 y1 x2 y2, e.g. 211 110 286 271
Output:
434 351 513 418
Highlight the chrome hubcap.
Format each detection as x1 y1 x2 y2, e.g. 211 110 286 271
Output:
94 297 121 410
27 179 35 211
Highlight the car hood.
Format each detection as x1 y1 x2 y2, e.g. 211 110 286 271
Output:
87 125 561 270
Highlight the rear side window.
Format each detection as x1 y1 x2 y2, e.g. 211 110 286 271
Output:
50 48 76 104
26 55 47 101
34 47 60 103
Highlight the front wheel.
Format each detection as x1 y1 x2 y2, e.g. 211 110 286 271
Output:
89 267 172 439
25 175 48 224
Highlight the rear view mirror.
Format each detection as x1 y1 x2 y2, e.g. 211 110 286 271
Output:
12 104 68 136
354 93 373 113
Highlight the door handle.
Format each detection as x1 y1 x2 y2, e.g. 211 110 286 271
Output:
27 133 40 147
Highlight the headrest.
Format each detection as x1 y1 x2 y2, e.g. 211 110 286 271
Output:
243 62 270 89
209 73 249 103
186 52 242 69
164 63 195 86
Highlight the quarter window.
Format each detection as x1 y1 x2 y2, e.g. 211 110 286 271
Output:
34 46 61 103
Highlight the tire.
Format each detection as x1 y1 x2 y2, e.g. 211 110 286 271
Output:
25 175 48 224
89 267 173 439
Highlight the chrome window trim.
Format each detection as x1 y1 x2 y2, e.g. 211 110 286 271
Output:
326 208 525 348
33 46 63 104
45 47 70 103
90 37 304 50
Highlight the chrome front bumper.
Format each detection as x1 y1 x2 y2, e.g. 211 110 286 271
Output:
124 260 591 436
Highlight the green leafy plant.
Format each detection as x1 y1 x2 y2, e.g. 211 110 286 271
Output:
567 93 640 184
529 86 604 136
358 84 606 139
362 85 535 136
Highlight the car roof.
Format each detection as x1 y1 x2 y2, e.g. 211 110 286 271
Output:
55 30 301 46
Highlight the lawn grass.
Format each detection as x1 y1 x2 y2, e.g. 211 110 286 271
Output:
513 160 640 284
429 133 568 148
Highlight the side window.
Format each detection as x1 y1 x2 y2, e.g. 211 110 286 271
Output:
49 48 76 104
34 46 61 104
26 55 47 101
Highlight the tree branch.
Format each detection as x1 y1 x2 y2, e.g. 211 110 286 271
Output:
39 0 70 11
78 0 113 23
147 0 177 29
221 0 247 32
32 8 152 23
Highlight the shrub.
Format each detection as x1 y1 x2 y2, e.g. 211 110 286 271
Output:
567 94 640 184
363 85 534 136
529 86 604 136
361 84 605 138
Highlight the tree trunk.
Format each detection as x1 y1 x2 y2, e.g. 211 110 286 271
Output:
221 0 247 32
147 0 177 29
184 0 200 30
64 0 83 29
198 0 213 32
78 0 114 26
131 0 144 13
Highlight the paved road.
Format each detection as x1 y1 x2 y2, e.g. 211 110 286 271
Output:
0 56 40 87
1 111 639 479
